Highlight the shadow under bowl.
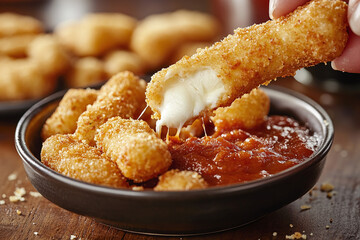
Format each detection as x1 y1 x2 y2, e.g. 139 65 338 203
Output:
15 86 333 236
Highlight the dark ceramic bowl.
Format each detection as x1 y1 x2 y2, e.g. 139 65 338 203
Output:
15 86 333 236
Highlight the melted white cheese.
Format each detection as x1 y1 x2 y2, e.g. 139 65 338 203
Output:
156 68 225 133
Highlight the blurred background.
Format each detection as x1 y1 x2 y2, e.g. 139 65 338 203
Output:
0 0 359 109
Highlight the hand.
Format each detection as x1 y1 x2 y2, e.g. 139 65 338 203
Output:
269 0 360 73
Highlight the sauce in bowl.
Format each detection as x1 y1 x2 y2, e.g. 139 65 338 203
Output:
169 116 321 186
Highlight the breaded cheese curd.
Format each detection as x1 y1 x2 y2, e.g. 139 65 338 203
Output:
41 134 128 188
95 118 172 183
41 88 98 140
74 71 146 146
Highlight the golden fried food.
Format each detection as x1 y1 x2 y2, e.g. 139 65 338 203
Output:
131 10 219 70
41 134 128 188
146 0 348 132
0 34 37 58
41 88 98 141
104 50 146 77
28 34 70 77
95 117 172 182
55 13 137 57
0 13 43 37
65 57 106 88
74 71 146 146
0 59 56 101
211 88 270 131
154 169 208 191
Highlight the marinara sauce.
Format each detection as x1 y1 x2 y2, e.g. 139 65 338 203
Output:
168 116 321 186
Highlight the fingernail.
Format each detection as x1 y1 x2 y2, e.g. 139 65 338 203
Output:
349 1 360 36
269 0 277 19
331 61 339 71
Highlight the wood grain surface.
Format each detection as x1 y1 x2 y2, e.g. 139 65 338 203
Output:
0 77 359 240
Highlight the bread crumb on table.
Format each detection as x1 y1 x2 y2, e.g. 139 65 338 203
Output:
320 182 334 192
300 205 311 211
8 172 18 181
9 187 26 202
29 191 42 197
285 232 307 239
0 200 5 205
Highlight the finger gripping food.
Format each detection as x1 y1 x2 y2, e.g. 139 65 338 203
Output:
74 71 146 146
41 134 128 188
95 118 172 183
146 0 348 132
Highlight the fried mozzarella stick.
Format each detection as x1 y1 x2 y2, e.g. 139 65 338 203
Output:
41 134 128 188
95 118 172 183
74 71 146 146
146 0 348 132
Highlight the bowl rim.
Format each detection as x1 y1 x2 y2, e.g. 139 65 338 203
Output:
15 86 334 199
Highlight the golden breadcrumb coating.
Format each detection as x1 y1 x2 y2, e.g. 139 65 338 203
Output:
0 12 43 37
74 71 146 146
0 34 37 58
211 88 270 130
104 50 146 77
131 10 219 69
41 134 128 188
55 13 137 57
146 0 348 122
65 57 106 88
41 88 98 141
154 169 208 191
95 118 172 183
0 59 56 101
28 34 70 77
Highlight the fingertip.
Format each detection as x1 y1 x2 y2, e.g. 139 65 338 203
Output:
269 0 276 19
348 0 360 36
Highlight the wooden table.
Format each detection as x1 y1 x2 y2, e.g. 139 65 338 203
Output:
1 76 359 240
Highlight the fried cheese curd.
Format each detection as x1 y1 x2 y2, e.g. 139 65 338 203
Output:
0 59 57 101
65 57 106 88
0 12 43 37
74 71 146 146
41 88 98 141
212 88 270 131
41 134 128 188
55 13 137 57
146 0 348 132
28 34 70 77
0 34 38 58
0 34 70 101
131 10 219 70
154 169 207 191
103 50 146 77
95 117 172 183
